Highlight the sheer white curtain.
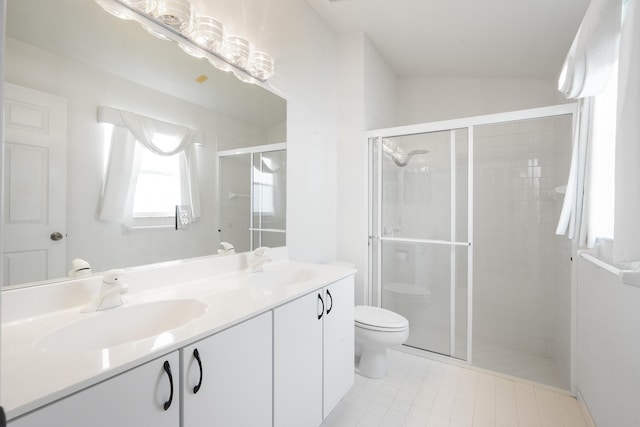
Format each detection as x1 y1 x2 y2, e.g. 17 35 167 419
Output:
98 106 201 227
556 0 623 247
613 0 640 262
99 126 143 227
556 98 593 245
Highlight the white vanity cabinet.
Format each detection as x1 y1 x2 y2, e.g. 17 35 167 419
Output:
273 276 354 427
4 267 356 427
181 311 273 427
321 276 355 416
8 352 180 427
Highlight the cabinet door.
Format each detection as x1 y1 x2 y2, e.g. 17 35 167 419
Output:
323 276 355 417
9 352 180 427
273 291 324 427
182 312 272 427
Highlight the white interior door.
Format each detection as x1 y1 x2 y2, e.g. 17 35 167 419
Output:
3 83 67 286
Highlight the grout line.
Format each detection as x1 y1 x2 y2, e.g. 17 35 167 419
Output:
394 345 574 396
321 348 590 427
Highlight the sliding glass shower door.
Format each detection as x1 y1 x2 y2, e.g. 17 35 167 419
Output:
369 129 470 360
368 106 576 390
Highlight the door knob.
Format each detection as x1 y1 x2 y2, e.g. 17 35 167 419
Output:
50 232 64 241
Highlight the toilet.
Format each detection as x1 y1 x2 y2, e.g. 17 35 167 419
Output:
354 305 409 379
382 282 430 348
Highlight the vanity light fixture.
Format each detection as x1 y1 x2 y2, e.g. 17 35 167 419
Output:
94 0 275 83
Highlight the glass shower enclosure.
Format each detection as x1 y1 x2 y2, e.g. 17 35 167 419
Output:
369 128 470 360
368 105 576 390
218 144 286 253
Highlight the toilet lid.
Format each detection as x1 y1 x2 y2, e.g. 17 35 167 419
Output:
383 282 431 298
354 305 409 330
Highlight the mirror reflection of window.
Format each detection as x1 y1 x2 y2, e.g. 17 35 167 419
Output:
98 107 201 230
253 165 275 216
133 133 182 218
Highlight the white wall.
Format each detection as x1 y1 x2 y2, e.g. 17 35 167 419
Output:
258 0 339 264
396 77 565 124
576 258 640 427
363 38 397 130
336 33 397 304
336 32 366 303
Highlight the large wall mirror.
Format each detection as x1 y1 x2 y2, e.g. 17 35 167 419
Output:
3 0 287 288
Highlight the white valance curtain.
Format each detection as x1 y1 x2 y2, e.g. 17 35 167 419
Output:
556 0 640 263
98 106 201 227
557 0 622 99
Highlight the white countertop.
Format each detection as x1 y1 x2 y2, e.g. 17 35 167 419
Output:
1 256 355 420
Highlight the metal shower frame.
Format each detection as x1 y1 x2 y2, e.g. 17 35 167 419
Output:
366 103 578 392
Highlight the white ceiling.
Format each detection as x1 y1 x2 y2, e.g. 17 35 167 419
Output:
306 0 589 79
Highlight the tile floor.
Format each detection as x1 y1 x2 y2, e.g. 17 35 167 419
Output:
321 349 592 427
472 341 569 391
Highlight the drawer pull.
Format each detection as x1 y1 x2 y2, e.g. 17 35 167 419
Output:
317 293 324 320
163 361 174 411
326 289 333 315
193 348 203 394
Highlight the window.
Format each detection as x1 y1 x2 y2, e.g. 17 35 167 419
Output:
588 63 618 242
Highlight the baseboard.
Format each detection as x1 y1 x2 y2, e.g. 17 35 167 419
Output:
576 390 598 427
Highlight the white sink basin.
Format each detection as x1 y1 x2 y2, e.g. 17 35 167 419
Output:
36 299 207 352
245 268 317 287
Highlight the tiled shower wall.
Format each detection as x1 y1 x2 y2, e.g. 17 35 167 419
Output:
472 116 572 388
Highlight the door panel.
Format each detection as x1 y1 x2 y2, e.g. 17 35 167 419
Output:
323 278 355 417
371 129 469 360
3 83 68 286
273 291 323 427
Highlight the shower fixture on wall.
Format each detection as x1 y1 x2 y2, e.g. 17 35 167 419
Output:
381 138 429 167
391 149 429 167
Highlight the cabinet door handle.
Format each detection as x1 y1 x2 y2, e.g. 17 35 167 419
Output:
163 361 174 411
317 293 324 320
193 348 203 394
326 289 333 315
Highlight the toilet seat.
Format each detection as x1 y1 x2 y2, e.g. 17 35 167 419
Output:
355 305 409 332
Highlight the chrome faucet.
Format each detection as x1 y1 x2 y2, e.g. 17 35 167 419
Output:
249 247 272 273
84 269 129 312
